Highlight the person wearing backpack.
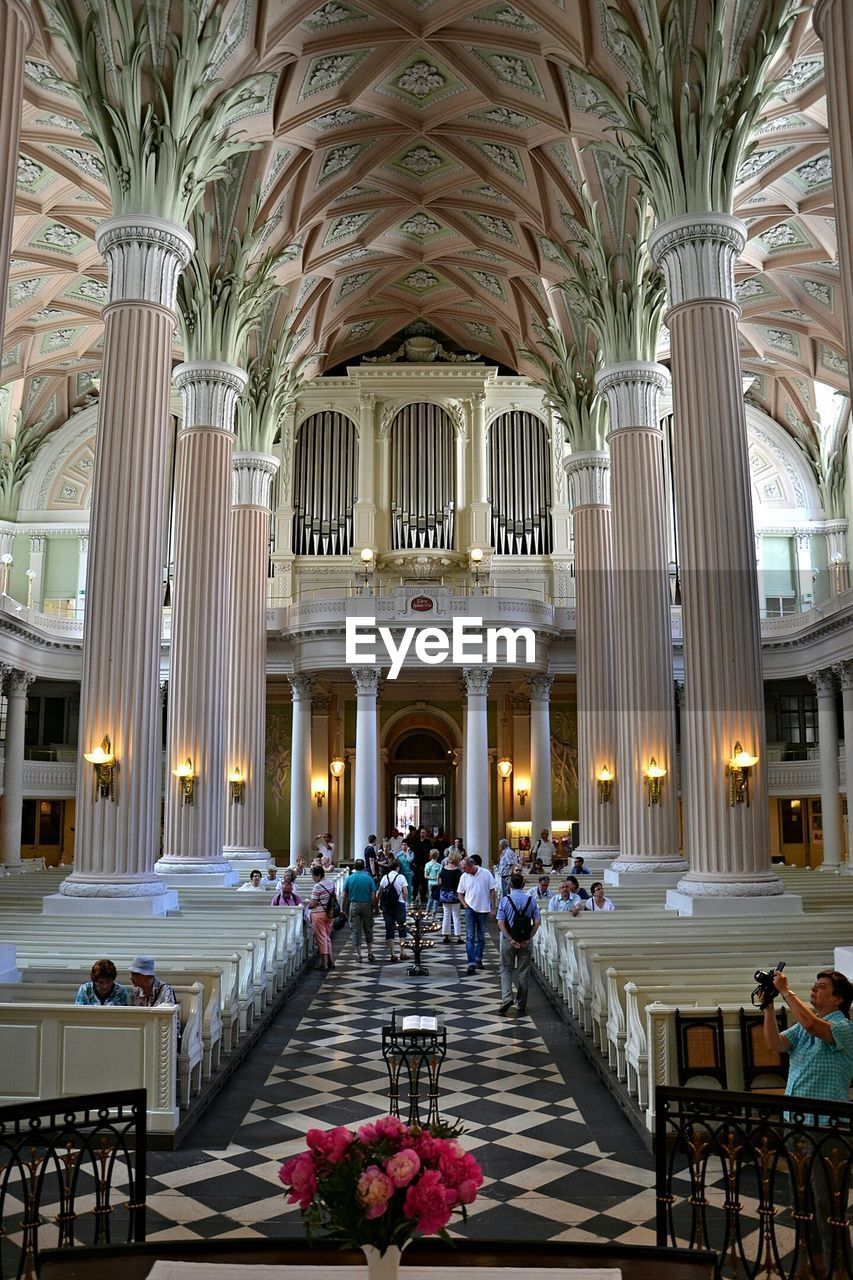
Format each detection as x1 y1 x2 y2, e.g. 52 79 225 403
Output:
496 870 541 1015
308 864 337 971
378 858 409 963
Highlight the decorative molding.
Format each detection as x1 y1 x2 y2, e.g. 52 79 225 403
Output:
57 877 169 898
527 674 554 699
353 666 381 695
96 216 195 311
173 361 248 433
288 673 315 700
564 450 611 508
595 362 669 432
463 666 492 695
808 668 836 698
649 214 747 307
231 452 279 509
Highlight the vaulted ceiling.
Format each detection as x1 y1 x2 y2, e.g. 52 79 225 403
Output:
1 0 848 460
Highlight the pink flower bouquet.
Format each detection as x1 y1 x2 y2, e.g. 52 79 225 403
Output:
279 1115 483 1253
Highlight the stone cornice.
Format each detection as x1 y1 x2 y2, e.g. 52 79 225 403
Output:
649 213 746 307
96 216 194 311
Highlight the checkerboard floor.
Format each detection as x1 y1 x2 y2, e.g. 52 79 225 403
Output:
144 928 659 1245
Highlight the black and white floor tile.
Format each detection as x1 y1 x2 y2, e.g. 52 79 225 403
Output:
143 928 661 1246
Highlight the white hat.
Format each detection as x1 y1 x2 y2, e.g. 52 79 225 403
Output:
129 955 155 976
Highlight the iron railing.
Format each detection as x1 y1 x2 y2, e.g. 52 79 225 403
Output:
0 1089 147 1280
656 1086 853 1279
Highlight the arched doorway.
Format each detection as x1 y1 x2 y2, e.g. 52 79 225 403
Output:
386 726 454 837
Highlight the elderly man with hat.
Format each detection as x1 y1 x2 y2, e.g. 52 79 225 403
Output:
128 956 181 1040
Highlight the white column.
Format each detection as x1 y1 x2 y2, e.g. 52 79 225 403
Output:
824 521 850 595
837 661 853 867
289 674 314 863
353 392 376 551
464 666 492 863
810 669 843 870
566 452 619 860
157 362 247 885
51 216 193 916
596 362 685 883
352 668 380 858
223 453 279 860
76 536 88 618
0 1 32 357
528 674 554 838
27 537 45 610
469 392 491 550
650 214 791 914
795 533 814 608
0 668 33 873
815 0 853 374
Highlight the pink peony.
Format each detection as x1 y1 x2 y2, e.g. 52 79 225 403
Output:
358 1164 395 1219
403 1169 453 1236
357 1115 408 1145
385 1147 421 1188
279 1152 317 1209
412 1133 444 1166
306 1125 354 1164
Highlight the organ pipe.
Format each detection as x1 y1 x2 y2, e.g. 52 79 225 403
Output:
488 411 552 555
390 403 456 550
292 411 357 555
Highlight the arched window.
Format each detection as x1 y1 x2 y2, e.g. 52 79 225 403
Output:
390 403 455 550
488 410 553 554
292 411 358 555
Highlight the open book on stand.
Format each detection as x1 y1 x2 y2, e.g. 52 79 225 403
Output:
401 1015 438 1033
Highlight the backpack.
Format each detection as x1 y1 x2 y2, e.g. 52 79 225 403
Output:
324 887 339 918
379 875 401 912
505 895 535 943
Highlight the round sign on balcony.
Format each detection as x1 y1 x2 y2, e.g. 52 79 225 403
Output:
410 595 434 612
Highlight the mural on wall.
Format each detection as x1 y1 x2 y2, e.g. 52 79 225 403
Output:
265 702 292 854
551 704 578 819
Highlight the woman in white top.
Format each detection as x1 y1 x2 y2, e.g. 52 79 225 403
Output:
584 881 616 912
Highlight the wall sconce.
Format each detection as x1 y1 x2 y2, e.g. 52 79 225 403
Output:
517 786 528 807
728 742 758 807
228 766 245 805
597 765 614 804
497 757 513 779
25 568 35 609
470 547 483 590
0 553 12 595
644 757 666 806
173 758 196 805
329 757 345 779
84 736 116 801
360 547 374 590
314 788 326 807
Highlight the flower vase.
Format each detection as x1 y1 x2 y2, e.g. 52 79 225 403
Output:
361 1244 404 1280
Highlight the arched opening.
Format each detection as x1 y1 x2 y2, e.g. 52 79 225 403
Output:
385 723 456 838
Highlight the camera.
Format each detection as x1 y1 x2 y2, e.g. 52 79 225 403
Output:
751 961 785 1009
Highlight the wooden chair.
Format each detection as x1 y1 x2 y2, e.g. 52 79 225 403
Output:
675 1007 727 1089
739 1006 788 1092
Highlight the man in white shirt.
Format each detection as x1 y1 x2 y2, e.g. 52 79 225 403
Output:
458 856 496 975
534 828 556 864
237 869 266 892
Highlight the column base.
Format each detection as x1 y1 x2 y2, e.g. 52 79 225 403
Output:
605 866 685 887
666 889 803 916
569 846 618 869
223 847 272 863
155 858 239 888
44 890 179 917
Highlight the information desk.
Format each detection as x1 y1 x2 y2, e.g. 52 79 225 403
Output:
39 1238 717 1280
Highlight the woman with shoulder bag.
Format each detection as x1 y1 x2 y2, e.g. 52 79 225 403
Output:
439 850 463 943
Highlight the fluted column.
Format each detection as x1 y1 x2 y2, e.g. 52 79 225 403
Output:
1 668 33 873
289 675 314 862
596 363 685 880
815 0 853 369
0 1 32 356
156 363 247 884
464 667 492 863
650 214 787 911
528 675 554 838
469 392 491 549
352 668 380 858
567 452 619 859
223 453 279 860
52 216 193 915
353 392 376 551
810 669 843 870
837 661 853 866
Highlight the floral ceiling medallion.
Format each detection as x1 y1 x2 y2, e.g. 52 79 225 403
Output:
384 144 459 183
470 47 545 97
299 49 374 101
376 53 467 109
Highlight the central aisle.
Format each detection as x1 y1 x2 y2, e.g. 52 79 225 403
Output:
145 928 656 1245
